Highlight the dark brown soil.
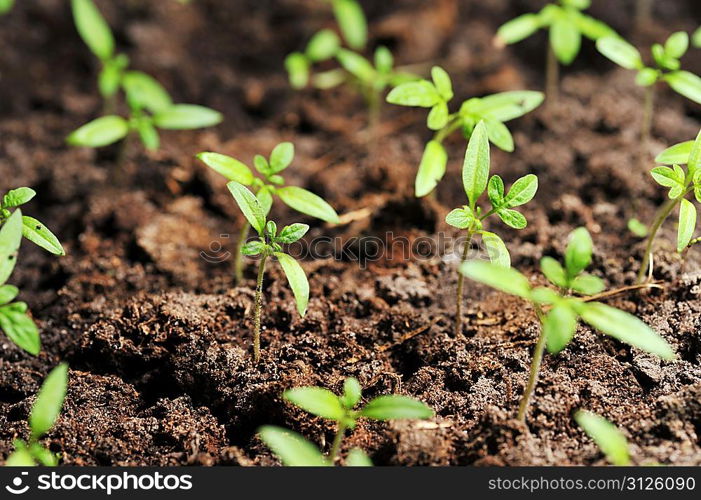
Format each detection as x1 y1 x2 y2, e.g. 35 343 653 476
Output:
1 0 701 466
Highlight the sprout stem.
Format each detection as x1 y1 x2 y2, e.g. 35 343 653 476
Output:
435 116 462 144
233 221 250 285
637 197 681 284
329 421 347 465
455 229 475 336
641 85 655 146
517 305 547 423
253 254 268 362
546 42 559 105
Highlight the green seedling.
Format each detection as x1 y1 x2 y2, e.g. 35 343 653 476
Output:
596 32 701 144
227 181 311 362
636 128 701 283
68 0 221 153
387 67 542 197
1 188 65 256
285 0 417 130
496 0 616 101
694 27 701 48
197 143 339 284
461 227 674 423
259 377 434 465
0 0 13 14
575 410 631 466
446 121 538 335
6 363 69 466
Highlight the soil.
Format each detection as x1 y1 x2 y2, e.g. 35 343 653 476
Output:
1 0 701 466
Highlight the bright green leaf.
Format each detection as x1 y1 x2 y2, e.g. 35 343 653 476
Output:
564 227 593 278
278 223 309 244
71 0 114 61
22 216 65 256
386 80 441 108
496 13 541 45
2 188 36 208
227 181 266 235
285 52 310 89
29 363 68 439
258 426 329 467
550 16 581 65
462 121 490 208
284 386 345 420
664 71 701 105
346 448 372 466
306 29 341 62
497 208 527 229
575 410 631 466
460 260 532 298
596 36 643 69
275 252 309 317
336 49 375 83
570 274 606 295
504 174 538 207
541 256 568 289
332 0 367 50
153 104 222 130
677 198 697 252
445 208 473 229
67 115 129 148
0 210 23 285
122 71 173 114
341 377 362 409
415 140 447 198
196 152 254 185
544 303 579 354
360 395 434 420
431 66 453 101
276 186 340 223
269 142 295 174
481 231 511 268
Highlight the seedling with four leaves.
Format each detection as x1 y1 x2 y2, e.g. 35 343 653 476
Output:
6 363 69 466
461 227 674 423
387 66 543 197
496 0 616 101
258 377 434 466
68 0 222 152
446 121 538 336
597 32 701 143
575 410 632 466
227 181 311 362
197 143 339 284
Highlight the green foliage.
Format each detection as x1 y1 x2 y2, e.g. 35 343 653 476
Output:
496 0 616 65
694 26 701 48
69 0 221 151
575 410 631 466
6 364 69 466
387 67 543 197
1 188 65 256
461 227 674 359
597 32 701 105
0 0 14 14
257 426 331 466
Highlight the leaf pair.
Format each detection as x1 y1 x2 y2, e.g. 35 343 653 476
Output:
2 188 65 256
387 67 454 130
540 227 604 294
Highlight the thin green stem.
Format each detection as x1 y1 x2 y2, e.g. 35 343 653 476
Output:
455 229 475 336
253 254 268 363
233 221 250 285
434 115 462 143
517 304 547 423
637 196 682 284
641 84 655 147
546 42 559 105
329 421 347 465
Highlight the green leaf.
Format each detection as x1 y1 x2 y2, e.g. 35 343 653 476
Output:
275 252 309 317
276 186 340 223
332 0 367 50
481 231 511 268
497 208 527 229
596 36 643 69
462 121 490 208
374 46 394 74
579 302 674 360
135 119 160 151
570 274 605 295
627 218 648 237
575 410 631 466
504 174 538 207
544 303 579 354
665 31 689 59
340 377 362 409
550 16 581 65
269 142 295 174
460 260 532 298
564 227 593 278
0 210 23 285
655 140 693 165
29 363 68 439
687 129 701 178
488 175 505 207
0 284 18 305
445 208 473 229
122 71 173 114
431 66 453 101
71 0 114 61
635 68 659 87
650 165 686 198
2 187 36 208
463 91 544 122
28 442 58 466
484 119 514 152
6 442 35 467
0 306 37 355
346 448 373 466
284 386 345 420
22 216 65 256
496 13 541 45
241 240 266 256
196 152 254 185
258 426 329 467
694 26 701 48
530 286 560 305
226 181 266 235
67 115 129 148
0 0 14 15
427 102 449 131
677 198 697 252
306 29 340 62
575 14 616 40
360 395 434 420
415 140 447 198
153 104 222 130
386 80 441 108
254 155 270 175
540 256 568 289
98 58 124 98
285 52 310 89
278 223 309 244
336 49 375 83
256 187 273 215
664 71 701 105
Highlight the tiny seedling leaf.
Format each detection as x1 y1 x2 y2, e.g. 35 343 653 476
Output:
575 410 631 466
197 152 254 185
564 227 593 278
332 0 367 50
596 36 642 69
341 377 362 409
541 256 568 289
336 49 375 82
504 174 538 207
0 210 23 285
570 274 605 295
278 223 309 244
306 29 341 62
285 52 310 89
481 231 511 268
22 216 65 256
269 142 295 174
122 71 173 114
677 198 697 252
0 285 19 305
497 208 527 229
29 363 68 440
71 0 114 61
0 304 40 355
276 186 340 223
346 448 373 466
360 395 434 420
550 16 581 65
2 188 36 208
431 66 453 101
153 104 223 130
258 426 329 467
462 121 490 208
544 303 579 354
445 208 473 230
227 181 266 235
67 116 129 148
387 80 441 108
284 387 345 420
496 13 541 45
460 260 532 299
664 71 701 105
275 252 309 317
415 140 447 198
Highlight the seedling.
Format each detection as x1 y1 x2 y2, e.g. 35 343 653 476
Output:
495 0 616 101
461 227 674 423
387 66 543 197
596 32 701 144
6 363 69 466
636 128 701 284
68 0 222 153
197 143 339 284
446 121 538 335
0 0 13 15
285 0 417 130
575 410 631 466
694 27 701 48
1 188 65 256
227 182 311 362
259 377 433 465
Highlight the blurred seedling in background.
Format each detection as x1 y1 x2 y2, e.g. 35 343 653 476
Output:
227 182 311 362
496 0 616 101
461 227 674 424
0 0 13 15
575 410 632 466
445 121 538 335
387 67 543 197
6 363 69 466
694 27 701 48
258 377 434 465
68 0 221 155
597 32 701 144
285 0 418 132
637 128 701 284
197 143 339 284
